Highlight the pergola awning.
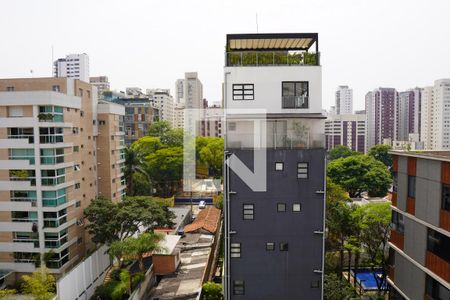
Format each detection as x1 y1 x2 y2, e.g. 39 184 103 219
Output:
227 33 318 51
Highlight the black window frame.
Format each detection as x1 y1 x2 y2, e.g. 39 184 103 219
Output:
442 184 450 211
407 175 416 198
425 274 450 300
233 280 245 295
280 242 289 251
232 84 254 101
427 228 450 263
297 162 309 179
243 203 254 220
277 203 286 212
292 203 302 212
266 242 275 251
391 211 405 234
282 81 309 109
230 242 241 258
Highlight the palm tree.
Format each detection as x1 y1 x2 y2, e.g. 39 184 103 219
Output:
124 147 149 196
128 232 165 272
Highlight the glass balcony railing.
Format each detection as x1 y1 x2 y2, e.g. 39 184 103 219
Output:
226 51 320 67
13 239 40 248
45 236 68 248
226 133 325 149
43 216 67 228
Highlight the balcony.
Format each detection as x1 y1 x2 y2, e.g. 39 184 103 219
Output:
226 51 320 67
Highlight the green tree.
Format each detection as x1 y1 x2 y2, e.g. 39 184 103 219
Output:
199 137 224 178
111 270 131 300
328 145 359 160
368 144 393 169
124 146 149 196
327 155 392 197
147 120 172 137
324 273 356 300
21 267 56 300
326 180 355 278
201 282 223 300
84 196 175 245
213 193 223 210
355 203 391 295
161 127 184 147
145 147 183 197
126 232 164 272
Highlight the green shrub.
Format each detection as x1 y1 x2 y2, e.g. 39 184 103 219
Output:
201 282 223 300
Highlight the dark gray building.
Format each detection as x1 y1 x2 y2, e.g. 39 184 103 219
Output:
224 33 326 300
389 151 450 300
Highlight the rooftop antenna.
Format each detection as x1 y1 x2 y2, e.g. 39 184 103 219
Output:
256 13 259 33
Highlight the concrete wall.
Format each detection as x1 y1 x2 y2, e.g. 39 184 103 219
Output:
228 149 324 300
393 251 425 300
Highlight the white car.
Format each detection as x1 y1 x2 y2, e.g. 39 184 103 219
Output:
198 200 206 209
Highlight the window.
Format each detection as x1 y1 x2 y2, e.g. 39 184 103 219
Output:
75 182 81 189
72 127 79 134
280 243 288 251
74 164 80 171
233 84 254 100
73 146 79 152
293 203 302 212
233 281 245 295
52 85 60 92
442 184 450 211
275 162 284 171
80 111 84 117
425 275 450 300
228 122 236 131
391 211 405 233
231 243 241 258
277 203 286 212
266 242 275 251
407 176 416 198
392 172 398 193
243 204 254 220
78 88 83 96
297 162 308 179
7 86 15 91
99 120 106 125
75 201 81 208
282 81 309 108
310 281 320 288
427 228 450 263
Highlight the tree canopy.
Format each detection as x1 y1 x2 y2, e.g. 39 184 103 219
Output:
21 267 56 300
328 145 359 160
368 144 393 169
327 155 392 197
84 196 175 245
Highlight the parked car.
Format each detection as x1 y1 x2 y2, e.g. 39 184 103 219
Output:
199 200 206 209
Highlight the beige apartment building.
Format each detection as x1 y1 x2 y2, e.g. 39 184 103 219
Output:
0 77 124 281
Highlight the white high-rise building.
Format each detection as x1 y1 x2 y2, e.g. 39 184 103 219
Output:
147 89 174 126
184 72 203 109
395 88 421 142
335 85 353 114
420 79 450 150
175 79 184 104
53 53 90 82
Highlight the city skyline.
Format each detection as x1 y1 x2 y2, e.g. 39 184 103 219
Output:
1 0 450 110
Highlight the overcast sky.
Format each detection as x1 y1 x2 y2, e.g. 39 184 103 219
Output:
1 0 450 110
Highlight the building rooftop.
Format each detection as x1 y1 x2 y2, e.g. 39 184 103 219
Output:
390 150 450 162
184 206 221 234
155 235 181 255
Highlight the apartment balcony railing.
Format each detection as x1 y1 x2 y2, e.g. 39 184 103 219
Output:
10 177 36 186
45 237 68 249
12 218 38 223
43 216 67 228
282 96 309 109
13 239 40 248
226 133 325 149
8 135 34 144
226 51 320 67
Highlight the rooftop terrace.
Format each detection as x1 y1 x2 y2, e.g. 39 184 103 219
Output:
225 33 320 67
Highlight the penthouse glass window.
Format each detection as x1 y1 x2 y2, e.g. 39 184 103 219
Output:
282 81 309 108
391 211 405 234
232 84 254 100
407 176 416 198
243 204 254 220
427 228 450 263
442 184 450 211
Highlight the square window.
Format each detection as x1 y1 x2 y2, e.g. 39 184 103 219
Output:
266 242 275 251
243 204 254 220
75 183 81 189
297 162 309 179
275 162 284 171
280 243 288 251
277 203 286 212
293 203 301 212
232 84 254 101
73 146 79 152
231 243 241 258
75 201 81 207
